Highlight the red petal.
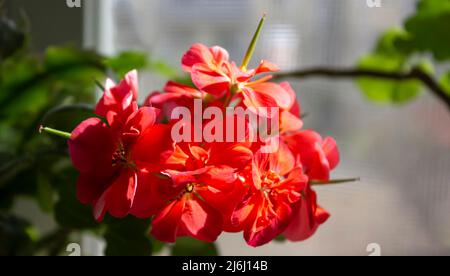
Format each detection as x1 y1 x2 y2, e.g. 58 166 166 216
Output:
131 124 174 166
181 43 214 72
151 197 186 243
241 87 278 118
191 63 230 97
130 172 175 218
95 71 139 127
249 82 294 110
178 195 223 242
245 200 292 247
322 137 340 170
76 168 118 205
283 188 330 241
231 191 259 230
68 118 115 174
280 111 303 134
268 141 296 177
254 60 280 74
122 107 158 145
93 169 137 221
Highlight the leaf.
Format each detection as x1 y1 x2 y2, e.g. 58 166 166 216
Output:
274 235 286 242
104 216 152 256
374 28 413 57
149 59 179 78
0 213 35 256
54 168 98 229
45 46 104 71
105 51 148 79
36 173 55 213
356 54 422 103
404 0 450 61
0 17 26 60
171 237 219 256
440 71 450 96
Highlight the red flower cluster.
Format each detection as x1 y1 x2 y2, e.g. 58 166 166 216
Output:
68 43 339 247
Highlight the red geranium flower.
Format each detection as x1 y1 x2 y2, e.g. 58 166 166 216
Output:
282 130 340 241
68 71 171 221
149 141 253 242
144 81 204 122
182 43 294 117
231 150 308 247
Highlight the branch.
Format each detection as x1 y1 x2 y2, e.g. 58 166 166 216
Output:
273 67 450 111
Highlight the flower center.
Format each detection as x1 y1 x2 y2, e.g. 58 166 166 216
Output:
185 183 195 193
111 143 135 169
261 170 281 186
230 83 242 95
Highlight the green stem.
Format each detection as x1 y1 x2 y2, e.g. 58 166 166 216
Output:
241 13 267 71
39 126 71 139
310 177 360 186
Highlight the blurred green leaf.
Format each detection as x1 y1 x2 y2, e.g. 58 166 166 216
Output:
171 237 219 256
54 167 98 229
356 54 423 103
404 0 450 61
149 59 179 78
0 213 35 256
440 71 450 96
0 16 26 61
105 51 148 79
274 235 286 242
104 216 152 256
374 28 413 57
36 173 54 213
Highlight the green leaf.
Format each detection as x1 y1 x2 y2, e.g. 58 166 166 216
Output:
440 71 450 96
149 59 179 78
356 53 422 103
374 28 413 57
404 0 450 61
104 216 152 256
54 168 98 229
36 173 54 213
105 51 148 79
0 17 26 60
274 235 286 243
44 46 104 70
171 237 219 256
0 213 35 256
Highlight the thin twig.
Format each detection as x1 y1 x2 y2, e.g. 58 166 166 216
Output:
273 67 450 111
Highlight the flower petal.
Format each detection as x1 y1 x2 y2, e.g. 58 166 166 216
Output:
68 118 115 174
178 194 223 242
283 187 330 241
93 169 137 221
151 197 186 243
249 82 294 110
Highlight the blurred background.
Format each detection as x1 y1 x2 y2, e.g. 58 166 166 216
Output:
2 0 450 256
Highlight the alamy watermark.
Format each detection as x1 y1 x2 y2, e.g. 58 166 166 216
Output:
66 0 82 8
66 243 81 256
171 99 280 153
366 243 381 256
367 0 382 8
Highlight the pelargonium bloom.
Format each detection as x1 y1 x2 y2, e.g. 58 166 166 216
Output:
282 130 340 241
231 150 308 247
144 81 204 122
149 140 253 242
51 17 345 249
68 71 171 221
182 44 295 118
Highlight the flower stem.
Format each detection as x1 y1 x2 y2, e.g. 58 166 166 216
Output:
310 177 360 186
39 125 71 139
241 13 267 71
